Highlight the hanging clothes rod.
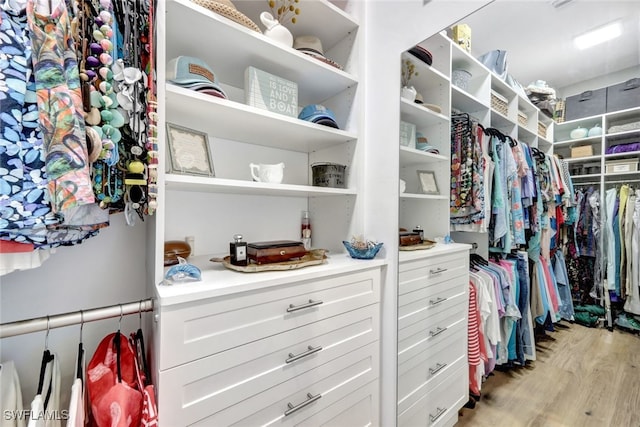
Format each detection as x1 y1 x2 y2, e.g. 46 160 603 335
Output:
0 298 154 339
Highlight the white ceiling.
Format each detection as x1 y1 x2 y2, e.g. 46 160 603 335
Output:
450 0 640 92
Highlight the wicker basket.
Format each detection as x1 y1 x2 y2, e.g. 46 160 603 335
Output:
538 122 548 138
554 100 565 123
518 110 528 127
491 91 508 116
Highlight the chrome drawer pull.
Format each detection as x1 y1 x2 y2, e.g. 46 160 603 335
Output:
429 362 448 375
284 392 322 416
429 267 448 275
286 299 323 313
286 345 323 364
429 296 448 306
429 407 447 423
429 326 447 337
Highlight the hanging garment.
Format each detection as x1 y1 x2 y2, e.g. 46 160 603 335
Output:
552 250 575 321
624 191 640 315
26 0 94 212
468 281 484 396
66 340 85 427
87 332 142 427
28 351 60 427
618 185 630 292
1 360 26 427
624 193 636 298
605 188 617 291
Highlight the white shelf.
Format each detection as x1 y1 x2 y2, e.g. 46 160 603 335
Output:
554 135 601 147
604 151 640 159
399 146 447 165
571 173 601 180
400 99 449 126
491 109 516 129
564 155 601 163
398 242 471 263
606 129 640 141
165 174 357 197
167 0 358 105
166 85 356 152
157 254 386 306
451 86 488 114
400 193 448 200
604 171 640 179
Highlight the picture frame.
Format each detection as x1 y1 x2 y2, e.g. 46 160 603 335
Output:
166 123 214 176
416 170 439 195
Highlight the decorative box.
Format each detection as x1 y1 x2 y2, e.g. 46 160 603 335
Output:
400 121 416 147
564 88 606 121
606 78 640 113
247 240 307 264
451 24 471 52
605 159 639 174
245 66 298 117
570 145 593 158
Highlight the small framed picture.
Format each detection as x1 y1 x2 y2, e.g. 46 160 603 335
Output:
417 170 439 195
166 123 214 176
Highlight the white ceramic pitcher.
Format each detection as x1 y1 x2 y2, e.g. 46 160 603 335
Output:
250 162 284 183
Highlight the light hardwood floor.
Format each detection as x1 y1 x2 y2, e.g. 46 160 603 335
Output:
455 322 640 427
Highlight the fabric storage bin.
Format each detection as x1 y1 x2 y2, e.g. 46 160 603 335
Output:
606 78 640 113
605 159 639 173
564 88 606 121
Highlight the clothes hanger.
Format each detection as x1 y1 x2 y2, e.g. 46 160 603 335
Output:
132 300 151 385
113 305 123 383
37 316 54 395
76 310 84 381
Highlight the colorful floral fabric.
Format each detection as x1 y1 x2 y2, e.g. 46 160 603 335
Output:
27 0 94 212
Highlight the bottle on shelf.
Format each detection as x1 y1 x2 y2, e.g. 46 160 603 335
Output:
301 210 311 250
230 234 248 266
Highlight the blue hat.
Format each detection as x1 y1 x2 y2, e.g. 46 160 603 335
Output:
298 104 339 129
166 56 227 98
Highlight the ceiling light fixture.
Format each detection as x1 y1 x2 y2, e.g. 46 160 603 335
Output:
574 21 623 50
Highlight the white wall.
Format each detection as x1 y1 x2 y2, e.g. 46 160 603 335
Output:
558 64 640 98
0 214 147 411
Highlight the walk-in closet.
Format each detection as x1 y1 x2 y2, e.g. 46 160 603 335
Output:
1 1 638 426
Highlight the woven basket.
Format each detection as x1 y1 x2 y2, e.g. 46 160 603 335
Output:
518 110 528 127
491 91 508 116
554 100 565 123
538 122 548 138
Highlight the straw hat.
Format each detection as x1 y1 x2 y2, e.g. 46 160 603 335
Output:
190 0 261 33
293 35 343 70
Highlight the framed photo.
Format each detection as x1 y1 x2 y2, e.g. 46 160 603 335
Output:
417 170 439 195
166 123 214 176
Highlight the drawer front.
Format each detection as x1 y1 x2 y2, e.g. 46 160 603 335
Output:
398 302 467 367
399 253 469 296
398 353 466 415
295 380 379 427
398 319 466 405
158 305 379 426
398 274 468 331
189 342 379 427
159 269 380 369
398 365 467 427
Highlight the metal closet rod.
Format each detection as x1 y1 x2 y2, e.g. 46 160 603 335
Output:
0 298 154 339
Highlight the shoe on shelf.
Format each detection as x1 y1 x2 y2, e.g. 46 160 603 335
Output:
614 313 640 332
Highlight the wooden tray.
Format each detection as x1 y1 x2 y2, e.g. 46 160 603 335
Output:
398 240 437 251
211 249 328 273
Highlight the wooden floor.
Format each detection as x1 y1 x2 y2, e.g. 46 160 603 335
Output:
455 322 640 427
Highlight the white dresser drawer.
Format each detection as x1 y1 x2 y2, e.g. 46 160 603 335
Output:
398 365 467 427
188 342 379 427
294 380 379 427
399 253 469 296
158 305 379 426
398 302 467 367
398 317 466 406
398 353 466 415
158 269 380 369
398 274 468 331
